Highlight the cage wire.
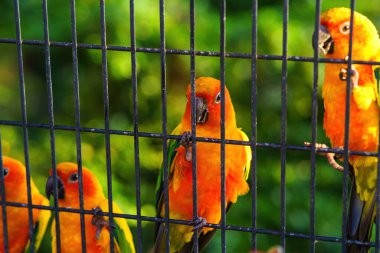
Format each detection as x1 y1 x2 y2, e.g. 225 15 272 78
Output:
1 0 380 252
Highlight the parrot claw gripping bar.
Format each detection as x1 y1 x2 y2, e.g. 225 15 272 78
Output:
91 207 117 240
180 131 193 162
190 217 207 232
304 142 344 172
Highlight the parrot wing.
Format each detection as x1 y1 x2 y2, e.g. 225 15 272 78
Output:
98 200 136 253
237 128 251 180
154 123 183 239
348 159 377 253
24 194 52 252
373 66 380 107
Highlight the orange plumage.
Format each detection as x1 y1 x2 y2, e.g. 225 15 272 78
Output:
318 8 380 252
154 77 251 252
46 162 135 253
0 156 50 253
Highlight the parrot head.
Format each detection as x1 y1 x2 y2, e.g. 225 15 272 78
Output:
45 162 104 208
0 156 27 202
316 7 380 60
182 77 237 131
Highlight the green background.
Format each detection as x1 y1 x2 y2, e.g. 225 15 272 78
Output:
1 0 379 252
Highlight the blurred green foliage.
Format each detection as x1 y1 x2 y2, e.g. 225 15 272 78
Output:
1 0 380 252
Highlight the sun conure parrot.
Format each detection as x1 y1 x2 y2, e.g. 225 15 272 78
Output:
0 156 51 253
154 77 251 252
45 162 135 253
316 7 380 252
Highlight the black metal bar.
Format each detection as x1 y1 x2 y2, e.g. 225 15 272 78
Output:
189 0 199 250
99 0 115 251
250 0 258 251
41 0 62 251
341 3 356 252
68 0 87 252
158 0 170 252
219 0 227 252
310 1 322 253
3 119 380 158
12 0 36 251
129 0 142 252
0 194 378 248
280 0 289 250
0 135 9 253
4 37 380 65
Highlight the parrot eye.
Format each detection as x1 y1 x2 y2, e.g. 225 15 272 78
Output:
339 21 350 35
69 173 79 183
2 167 9 177
215 92 222 104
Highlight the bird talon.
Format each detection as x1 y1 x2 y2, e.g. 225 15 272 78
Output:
191 217 207 232
91 207 115 240
339 67 359 88
304 142 344 172
180 131 193 162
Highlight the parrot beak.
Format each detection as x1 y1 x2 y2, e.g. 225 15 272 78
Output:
314 25 334 55
195 97 208 124
45 175 65 200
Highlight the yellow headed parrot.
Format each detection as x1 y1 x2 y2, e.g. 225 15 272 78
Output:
316 7 380 252
0 156 50 253
154 77 251 252
45 162 135 253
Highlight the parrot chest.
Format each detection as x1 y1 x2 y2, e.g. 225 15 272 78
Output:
0 206 31 253
323 64 379 151
167 130 249 224
56 211 110 253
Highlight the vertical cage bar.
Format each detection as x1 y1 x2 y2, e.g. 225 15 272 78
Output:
250 0 258 250
41 0 62 251
160 0 170 253
341 3 355 252
158 0 170 251
69 0 87 251
219 0 227 252
99 0 115 251
0 135 9 253
189 0 199 251
13 0 36 251
310 1 322 253
280 0 289 249
129 0 142 252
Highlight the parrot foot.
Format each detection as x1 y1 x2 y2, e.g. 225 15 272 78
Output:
191 217 207 232
304 142 344 171
339 66 359 88
91 207 116 240
180 131 193 162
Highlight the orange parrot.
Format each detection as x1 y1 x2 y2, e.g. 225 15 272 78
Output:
154 77 251 252
45 162 135 253
316 7 380 252
0 156 50 253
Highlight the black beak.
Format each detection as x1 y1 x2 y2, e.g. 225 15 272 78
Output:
313 25 334 55
195 97 208 124
45 175 65 199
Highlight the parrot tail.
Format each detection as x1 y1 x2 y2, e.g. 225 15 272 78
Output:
347 168 376 253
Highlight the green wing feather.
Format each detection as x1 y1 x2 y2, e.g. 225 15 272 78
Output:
374 67 380 107
98 200 136 253
24 198 52 253
114 203 136 253
155 123 183 212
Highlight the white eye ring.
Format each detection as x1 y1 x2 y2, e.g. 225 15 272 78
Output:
69 173 79 183
339 21 350 35
215 92 221 103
